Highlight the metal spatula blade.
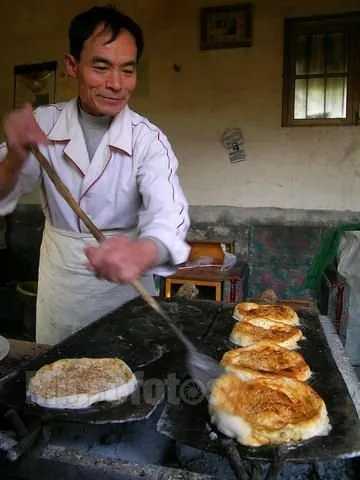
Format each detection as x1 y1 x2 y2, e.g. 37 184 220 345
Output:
185 349 225 397
140 291 224 396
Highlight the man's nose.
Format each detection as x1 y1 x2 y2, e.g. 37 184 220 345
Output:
106 71 122 90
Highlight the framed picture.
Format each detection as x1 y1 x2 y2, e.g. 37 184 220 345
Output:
200 4 253 50
13 61 57 109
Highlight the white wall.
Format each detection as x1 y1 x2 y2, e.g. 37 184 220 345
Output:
1 0 360 211
131 0 360 211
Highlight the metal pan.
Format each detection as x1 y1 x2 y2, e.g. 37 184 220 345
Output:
22 351 172 424
157 306 360 463
0 297 216 426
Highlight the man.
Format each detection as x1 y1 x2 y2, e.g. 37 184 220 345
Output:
0 6 190 345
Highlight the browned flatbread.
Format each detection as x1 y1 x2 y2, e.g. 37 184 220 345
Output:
28 358 137 409
221 341 311 381
233 302 299 326
209 373 331 446
230 320 303 350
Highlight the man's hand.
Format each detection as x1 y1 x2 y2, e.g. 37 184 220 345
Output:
0 104 48 199
4 103 47 164
85 236 159 283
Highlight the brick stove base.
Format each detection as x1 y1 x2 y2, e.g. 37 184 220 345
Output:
2 442 359 480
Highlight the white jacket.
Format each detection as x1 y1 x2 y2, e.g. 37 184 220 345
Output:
0 100 190 344
0 98 190 266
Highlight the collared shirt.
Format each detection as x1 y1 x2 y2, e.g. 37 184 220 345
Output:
0 98 190 265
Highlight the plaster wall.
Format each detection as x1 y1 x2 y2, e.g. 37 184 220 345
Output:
0 0 359 212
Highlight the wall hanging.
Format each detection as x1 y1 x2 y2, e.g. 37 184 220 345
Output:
200 3 253 50
13 61 57 108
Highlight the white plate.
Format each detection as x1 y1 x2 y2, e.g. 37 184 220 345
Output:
0 335 10 361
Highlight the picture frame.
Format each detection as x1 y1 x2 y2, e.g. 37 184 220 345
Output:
13 61 57 109
200 4 253 50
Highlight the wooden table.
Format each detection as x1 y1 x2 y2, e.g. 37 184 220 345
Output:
164 264 248 302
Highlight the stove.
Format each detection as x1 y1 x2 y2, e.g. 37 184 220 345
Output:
0 298 359 480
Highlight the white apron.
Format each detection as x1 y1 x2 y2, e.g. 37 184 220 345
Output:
36 222 156 345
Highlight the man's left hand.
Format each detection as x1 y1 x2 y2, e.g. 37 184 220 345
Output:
85 236 159 283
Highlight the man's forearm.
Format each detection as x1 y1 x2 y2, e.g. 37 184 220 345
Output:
142 236 170 266
0 152 22 199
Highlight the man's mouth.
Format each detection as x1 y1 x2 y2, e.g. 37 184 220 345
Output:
100 96 125 102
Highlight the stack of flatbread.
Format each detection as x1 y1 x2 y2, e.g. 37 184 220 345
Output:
209 301 331 447
28 357 138 409
231 302 303 350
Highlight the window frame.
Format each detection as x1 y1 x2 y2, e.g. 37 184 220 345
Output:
282 13 360 127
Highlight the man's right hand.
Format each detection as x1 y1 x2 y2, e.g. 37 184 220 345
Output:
0 103 47 199
3 103 47 167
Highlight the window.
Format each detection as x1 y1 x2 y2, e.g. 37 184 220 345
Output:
282 13 360 126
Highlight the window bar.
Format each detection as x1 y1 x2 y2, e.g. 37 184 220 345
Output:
305 34 312 119
342 33 347 118
324 33 328 118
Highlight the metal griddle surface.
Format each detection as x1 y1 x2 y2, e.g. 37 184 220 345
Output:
157 306 360 463
0 298 218 426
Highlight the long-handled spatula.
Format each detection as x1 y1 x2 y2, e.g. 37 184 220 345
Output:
30 145 224 396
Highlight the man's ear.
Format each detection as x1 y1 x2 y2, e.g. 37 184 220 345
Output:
64 54 79 78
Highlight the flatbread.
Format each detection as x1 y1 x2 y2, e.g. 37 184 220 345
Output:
230 320 303 350
28 358 137 409
233 302 299 326
209 373 331 447
221 341 311 381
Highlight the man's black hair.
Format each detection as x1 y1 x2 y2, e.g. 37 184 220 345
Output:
69 5 144 61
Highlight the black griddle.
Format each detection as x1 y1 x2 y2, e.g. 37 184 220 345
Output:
157 306 360 463
0 298 220 427
1 298 359 467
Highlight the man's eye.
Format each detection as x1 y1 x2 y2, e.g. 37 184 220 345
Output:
123 68 135 75
94 65 108 71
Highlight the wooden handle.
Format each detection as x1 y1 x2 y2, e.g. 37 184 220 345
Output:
30 146 105 243
30 145 161 312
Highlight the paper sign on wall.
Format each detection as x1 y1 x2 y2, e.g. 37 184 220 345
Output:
221 128 246 163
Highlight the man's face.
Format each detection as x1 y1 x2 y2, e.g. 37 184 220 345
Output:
65 26 138 116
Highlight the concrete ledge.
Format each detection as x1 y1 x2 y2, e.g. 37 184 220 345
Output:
320 315 360 418
190 206 360 227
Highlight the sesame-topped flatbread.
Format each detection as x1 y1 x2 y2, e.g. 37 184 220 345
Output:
221 341 311 381
230 320 303 350
27 357 137 409
233 302 299 326
209 373 331 447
